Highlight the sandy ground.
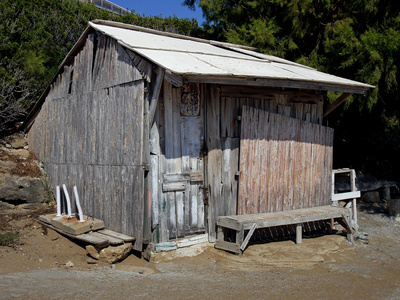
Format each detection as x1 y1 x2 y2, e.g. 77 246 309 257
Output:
0 203 399 299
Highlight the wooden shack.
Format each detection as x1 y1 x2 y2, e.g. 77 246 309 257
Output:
22 20 373 252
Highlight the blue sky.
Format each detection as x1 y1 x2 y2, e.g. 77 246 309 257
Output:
110 0 206 23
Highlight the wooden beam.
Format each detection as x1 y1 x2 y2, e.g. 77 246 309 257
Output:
240 223 257 251
332 191 361 201
164 72 183 87
187 76 368 95
149 66 164 126
215 240 241 254
323 92 352 117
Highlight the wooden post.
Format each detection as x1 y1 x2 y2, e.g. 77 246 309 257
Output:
296 223 302 244
149 67 164 127
236 226 244 249
217 226 224 241
350 169 358 231
331 171 337 206
143 82 151 245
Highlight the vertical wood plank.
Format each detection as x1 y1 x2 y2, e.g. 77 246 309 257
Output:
238 106 333 214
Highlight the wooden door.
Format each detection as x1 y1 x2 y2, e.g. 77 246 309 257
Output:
163 82 205 239
238 106 333 215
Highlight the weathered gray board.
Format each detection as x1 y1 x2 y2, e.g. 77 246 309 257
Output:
157 81 206 240
28 32 146 251
205 85 325 239
238 106 333 214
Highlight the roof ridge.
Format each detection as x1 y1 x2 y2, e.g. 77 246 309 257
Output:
90 19 257 51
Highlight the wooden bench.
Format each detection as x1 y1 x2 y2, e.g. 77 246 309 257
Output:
215 205 353 255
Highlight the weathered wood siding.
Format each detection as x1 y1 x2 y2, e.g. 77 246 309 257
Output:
28 32 146 250
238 106 333 215
156 81 206 241
206 85 325 238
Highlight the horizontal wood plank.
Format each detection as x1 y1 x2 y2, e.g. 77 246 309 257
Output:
163 173 190 182
218 206 351 231
162 181 186 192
214 240 241 254
97 229 136 242
190 172 203 182
39 220 110 248
77 234 110 247
89 232 125 245
332 191 361 201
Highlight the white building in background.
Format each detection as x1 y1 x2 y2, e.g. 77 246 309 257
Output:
79 0 131 15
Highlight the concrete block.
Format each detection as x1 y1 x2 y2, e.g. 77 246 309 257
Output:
38 214 57 224
49 215 104 235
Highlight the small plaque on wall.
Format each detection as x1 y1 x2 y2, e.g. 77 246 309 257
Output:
180 83 200 116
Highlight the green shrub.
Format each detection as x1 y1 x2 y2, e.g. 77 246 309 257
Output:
0 231 19 246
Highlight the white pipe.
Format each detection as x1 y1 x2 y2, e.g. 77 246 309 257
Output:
73 186 85 222
56 186 62 217
62 184 72 218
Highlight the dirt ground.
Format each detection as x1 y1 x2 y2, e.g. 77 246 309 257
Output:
0 203 399 299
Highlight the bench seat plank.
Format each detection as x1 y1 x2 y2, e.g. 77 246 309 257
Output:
215 205 353 255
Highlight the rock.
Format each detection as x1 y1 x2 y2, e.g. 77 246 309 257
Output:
86 243 133 263
86 245 100 260
380 187 391 201
387 199 400 217
361 191 381 203
0 176 48 210
0 201 16 210
65 261 74 267
0 160 17 170
2 133 27 149
99 243 132 264
9 148 30 159
356 235 369 244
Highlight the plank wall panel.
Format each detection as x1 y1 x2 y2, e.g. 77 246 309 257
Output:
27 32 145 251
238 106 333 215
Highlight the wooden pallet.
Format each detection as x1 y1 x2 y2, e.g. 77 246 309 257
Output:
215 205 353 255
39 218 135 249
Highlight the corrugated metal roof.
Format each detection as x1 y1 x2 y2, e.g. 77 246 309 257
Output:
89 21 373 94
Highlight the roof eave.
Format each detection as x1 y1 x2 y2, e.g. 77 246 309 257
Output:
184 75 372 95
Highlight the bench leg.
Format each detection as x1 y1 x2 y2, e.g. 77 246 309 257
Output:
217 225 224 242
240 223 257 251
296 223 302 244
338 214 354 244
236 226 244 255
